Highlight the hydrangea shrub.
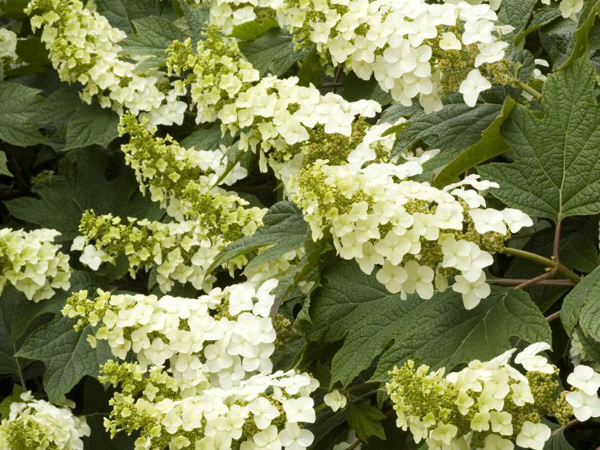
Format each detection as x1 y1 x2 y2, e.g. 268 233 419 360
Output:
1 0 600 449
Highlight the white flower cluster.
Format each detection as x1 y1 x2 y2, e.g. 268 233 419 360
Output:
183 0 275 33
0 228 71 302
119 113 253 222
25 0 187 125
73 210 263 293
294 154 532 308
275 0 512 111
64 278 281 388
0 28 18 69
388 343 570 450
0 392 90 450
166 32 381 168
102 361 318 450
565 364 600 421
67 278 319 450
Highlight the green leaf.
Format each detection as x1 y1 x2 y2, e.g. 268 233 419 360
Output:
176 1 210 44
515 4 562 46
5 150 162 240
95 0 173 33
0 0 29 18
207 201 308 274
559 0 600 69
346 401 386 442
542 431 575 450
298 47 323 88
17 316 112 402
561 265 600 335
577 328 600 365
64 102 120 150
392 99 503 157
0 272 102 377
0 385 23 419
0 82 46 147
16 37 50 67
231 18 279 40
540 18 577 68
0 152 12 177
0 288 22 375
433 97 516 187
497 0 537 41
182 124 232 150
34 87 82 128
121 17 186 57
341 72 392 106
306 261 551 386
240 28 306 76
479 56 600 221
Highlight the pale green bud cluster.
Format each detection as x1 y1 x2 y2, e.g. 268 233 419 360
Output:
118 113 257 222
165 29 381 174
72 210 261 292
0 392 90 450
387 344 574 450
0 228 71 302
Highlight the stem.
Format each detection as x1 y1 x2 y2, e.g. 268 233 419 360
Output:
515 269 557 290
15 357 27 391
314 402 328 413
552 419 579 435
347 440 362 450
489 278 575 287
546 311 561 322
516 80 543 101
500 247 581 284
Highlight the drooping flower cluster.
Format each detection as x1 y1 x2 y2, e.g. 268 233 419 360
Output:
64 278 319 450
0 228 71 302
0 28 18 70
387 343 574 450
99 361 318 450
63 278 280 388
293 155 532 309
25 0 187 125
119 113 253 221
73 209 263 292
0 392 90 450
182 0 511 112
166 30 381 169
276 0 512 111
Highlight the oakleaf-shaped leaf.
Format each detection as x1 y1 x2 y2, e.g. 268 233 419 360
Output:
561 265 600 338
17 316 112 402
207 201 308 274
0 82 46 147
346 401 386 442
121 17 186 57
306 261 551 386
479 56 600 221
5 150 162 240
433 96 515 187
